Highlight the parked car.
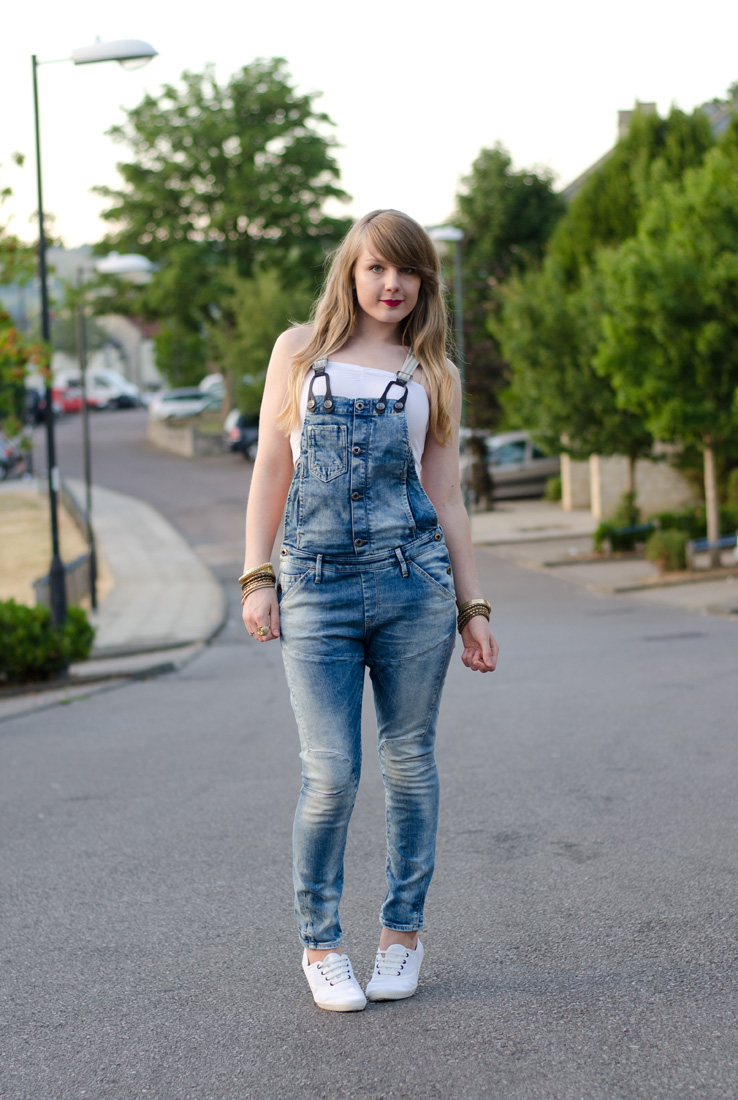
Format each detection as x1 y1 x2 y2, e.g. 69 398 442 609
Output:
55 368 142 409
461 430 560 500
148 387 223 421
223 409 259 460
0 429 24 480
54 382 84 414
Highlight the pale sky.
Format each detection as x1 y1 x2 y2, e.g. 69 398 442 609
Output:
4 0 738 249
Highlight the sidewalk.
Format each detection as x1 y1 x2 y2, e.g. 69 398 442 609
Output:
0 480 227 719
471 499 738 618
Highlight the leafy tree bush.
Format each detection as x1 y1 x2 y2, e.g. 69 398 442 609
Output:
454 144 565 427
94 59 350 385
0 601 95 684
645 530 688 573
593 491 652 552
544 476 562 502
726 468 738 507
596 137 738 563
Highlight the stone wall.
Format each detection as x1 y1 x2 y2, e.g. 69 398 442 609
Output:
147 418 225 458
561 454 591 510
561 447 699 519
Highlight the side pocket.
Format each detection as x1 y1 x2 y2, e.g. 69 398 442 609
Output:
277 567 314 605
409 547 457 602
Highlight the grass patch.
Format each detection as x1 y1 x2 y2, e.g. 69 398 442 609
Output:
0 488 113 607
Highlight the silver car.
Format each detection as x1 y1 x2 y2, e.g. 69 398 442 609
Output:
462 430 560 500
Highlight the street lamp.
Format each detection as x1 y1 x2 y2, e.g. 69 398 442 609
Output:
32 38 157 625
427 225 466 425
74 252 154 609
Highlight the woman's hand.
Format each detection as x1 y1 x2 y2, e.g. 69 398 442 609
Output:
460 615 499 673
242 587 280 642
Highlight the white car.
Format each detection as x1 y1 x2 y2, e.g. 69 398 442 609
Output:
148 387 223 420
55 368 142 409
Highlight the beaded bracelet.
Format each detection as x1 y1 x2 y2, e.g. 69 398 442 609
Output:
457 598 491 634
241 578 277 605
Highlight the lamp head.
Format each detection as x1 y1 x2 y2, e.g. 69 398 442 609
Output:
71 39 157 68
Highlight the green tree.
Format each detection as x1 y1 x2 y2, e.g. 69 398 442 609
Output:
498 266 652 481
547 105 713 286
0 156 35 290
210 266 312 416
596 139 738 563
454 145 565 427
0 164 47 430
95 59 351 383
496 105 716 475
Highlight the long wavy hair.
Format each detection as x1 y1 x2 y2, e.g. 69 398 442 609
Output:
276 209 455 443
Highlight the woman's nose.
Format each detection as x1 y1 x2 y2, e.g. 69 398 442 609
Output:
385 268 400 289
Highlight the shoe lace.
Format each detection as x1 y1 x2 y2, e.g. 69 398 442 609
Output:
316 955 353 986
373 945 409 977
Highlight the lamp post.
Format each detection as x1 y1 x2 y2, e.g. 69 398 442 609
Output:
32 38 157 625
74 252 154 610
427 225 466 426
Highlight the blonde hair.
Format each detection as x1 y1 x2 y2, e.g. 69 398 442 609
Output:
276 209 456 443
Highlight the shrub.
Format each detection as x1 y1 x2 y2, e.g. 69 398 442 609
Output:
0 600 95 685
727 468 738 508
645 530 688 573
649 504 738 539
593 491 650 553
544 475 562 502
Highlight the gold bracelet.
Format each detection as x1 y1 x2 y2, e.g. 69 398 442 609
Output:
457 598 491 634
241 578 277 605
238 562 275 586
240 570 275 590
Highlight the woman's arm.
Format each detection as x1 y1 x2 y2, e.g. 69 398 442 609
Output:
241 328 305 641
421 367 499 673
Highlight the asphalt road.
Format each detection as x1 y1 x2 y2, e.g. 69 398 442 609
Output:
3 411 737 1099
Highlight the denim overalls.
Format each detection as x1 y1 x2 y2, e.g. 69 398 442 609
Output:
278 353 457 949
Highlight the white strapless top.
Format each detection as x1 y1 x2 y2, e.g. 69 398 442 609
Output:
290 361 430 478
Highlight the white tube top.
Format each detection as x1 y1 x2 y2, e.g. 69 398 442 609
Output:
290 361 430 478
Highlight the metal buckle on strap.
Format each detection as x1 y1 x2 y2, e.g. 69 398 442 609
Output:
307 361 334 413
376 376 408 413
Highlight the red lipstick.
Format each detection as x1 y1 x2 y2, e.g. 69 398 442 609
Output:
381 299 403 307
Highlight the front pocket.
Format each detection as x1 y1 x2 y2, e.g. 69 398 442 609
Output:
409 551 457 602
307 424 348 483
277 567 314 605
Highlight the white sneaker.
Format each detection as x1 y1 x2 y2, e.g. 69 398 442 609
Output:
365 940 424 1001
302 950 367 1012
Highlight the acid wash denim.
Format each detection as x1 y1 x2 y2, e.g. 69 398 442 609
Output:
278 358 456 950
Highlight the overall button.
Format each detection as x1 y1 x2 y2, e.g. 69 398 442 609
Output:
351 492 361 501
434 532 443 541
355 400 365 410
352 446 361 456
354 538 366 547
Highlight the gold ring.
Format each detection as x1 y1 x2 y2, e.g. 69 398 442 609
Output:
256 625 269 637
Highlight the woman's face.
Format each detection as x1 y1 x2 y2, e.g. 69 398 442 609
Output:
352 246 422 327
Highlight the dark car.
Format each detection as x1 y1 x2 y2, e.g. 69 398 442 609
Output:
224 410 259 461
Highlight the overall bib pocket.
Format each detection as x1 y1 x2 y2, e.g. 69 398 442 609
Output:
307 424 348 483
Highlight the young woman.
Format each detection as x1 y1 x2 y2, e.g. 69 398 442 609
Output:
241 210 499 1012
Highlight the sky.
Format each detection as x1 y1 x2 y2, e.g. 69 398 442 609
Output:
4 0 738 249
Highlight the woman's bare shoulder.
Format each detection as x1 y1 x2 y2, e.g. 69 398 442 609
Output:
274 324 314 355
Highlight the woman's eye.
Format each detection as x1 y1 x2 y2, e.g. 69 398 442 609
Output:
401 267 416 275
370 264 382 273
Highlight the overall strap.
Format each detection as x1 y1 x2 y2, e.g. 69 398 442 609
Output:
397 351 420 383
375 351 419 413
